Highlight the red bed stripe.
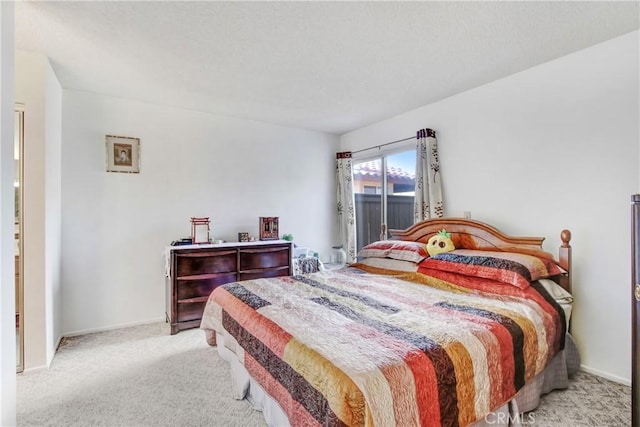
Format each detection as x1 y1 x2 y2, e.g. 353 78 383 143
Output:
212 287 292 358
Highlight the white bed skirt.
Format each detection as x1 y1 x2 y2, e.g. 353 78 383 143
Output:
215 333 580 427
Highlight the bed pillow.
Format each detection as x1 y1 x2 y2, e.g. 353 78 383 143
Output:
418 249 566 289
358 240 428 263
354 257 419 272
538 278 573 331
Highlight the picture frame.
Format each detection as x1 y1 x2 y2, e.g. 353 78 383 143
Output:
259 217 279 240
106 135 140 173
191 217 211 244
238 232 249 242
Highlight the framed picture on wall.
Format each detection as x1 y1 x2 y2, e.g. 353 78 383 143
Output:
106 135 140 173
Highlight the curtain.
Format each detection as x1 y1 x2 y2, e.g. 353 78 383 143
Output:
414 128 443 222
336 152 356 263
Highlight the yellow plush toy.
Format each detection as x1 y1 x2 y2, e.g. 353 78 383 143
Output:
427 229 455 257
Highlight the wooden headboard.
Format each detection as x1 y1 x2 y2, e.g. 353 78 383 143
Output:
389 218 572 293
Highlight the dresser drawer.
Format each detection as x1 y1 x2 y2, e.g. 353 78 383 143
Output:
176 250 236 277
177 301 207 323
239 265 290 281
176 274 237 300
239 246 290 270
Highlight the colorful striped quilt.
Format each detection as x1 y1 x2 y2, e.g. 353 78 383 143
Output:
201 264 565 427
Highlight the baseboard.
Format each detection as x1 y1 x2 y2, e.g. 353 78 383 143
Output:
20 335 65 374
580 364 631 386
47 335 64 367
21 365 48 375
54 334 63 352
62 317 166 338
20 319 166 374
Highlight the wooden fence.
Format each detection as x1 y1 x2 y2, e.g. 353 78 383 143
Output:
355 193 414 252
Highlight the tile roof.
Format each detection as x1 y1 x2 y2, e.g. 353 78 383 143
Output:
353 161 415 183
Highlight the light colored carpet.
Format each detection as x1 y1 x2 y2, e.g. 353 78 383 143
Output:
17 322 631 427
525 370 631 426
18 322 266 427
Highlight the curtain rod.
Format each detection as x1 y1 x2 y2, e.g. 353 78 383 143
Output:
351 136 415 155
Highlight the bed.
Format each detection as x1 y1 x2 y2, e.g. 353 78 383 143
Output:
200 218 579 427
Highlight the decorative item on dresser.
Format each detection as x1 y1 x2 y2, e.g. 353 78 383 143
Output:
166 240 293 334
190 217 211 244
259 217 279 240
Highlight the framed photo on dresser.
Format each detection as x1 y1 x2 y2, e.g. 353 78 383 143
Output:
259 217 279 240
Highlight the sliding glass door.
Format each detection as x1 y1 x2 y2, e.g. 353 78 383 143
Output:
353 150 416 252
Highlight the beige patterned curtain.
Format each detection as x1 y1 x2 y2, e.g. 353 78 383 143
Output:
336 152 356 263
414 128 443 222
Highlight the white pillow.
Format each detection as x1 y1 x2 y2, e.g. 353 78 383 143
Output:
538 278 573 331
355 257 418 272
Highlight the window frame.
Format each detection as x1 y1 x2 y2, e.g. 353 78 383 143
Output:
352 143 416 250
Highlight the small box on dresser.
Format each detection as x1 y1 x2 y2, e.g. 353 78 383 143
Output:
166 240 292 334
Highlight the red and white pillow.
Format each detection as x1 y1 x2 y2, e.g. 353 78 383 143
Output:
418 249 566 289
358 241 428 264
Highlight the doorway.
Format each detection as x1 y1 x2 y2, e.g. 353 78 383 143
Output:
15 106 23 373
633 194 639 425
353 150 416 252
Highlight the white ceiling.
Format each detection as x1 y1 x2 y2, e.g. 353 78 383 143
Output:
16 1 640 135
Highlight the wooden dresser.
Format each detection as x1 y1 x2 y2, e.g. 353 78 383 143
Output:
166 240 293 334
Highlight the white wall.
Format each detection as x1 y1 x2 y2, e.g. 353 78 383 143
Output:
44 61 62 363
0 2 15 425
342 31 640 383
15 51 63 370
61 91 339 335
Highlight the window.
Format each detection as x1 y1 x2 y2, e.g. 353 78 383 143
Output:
363 185 381 195
353 150 416 252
